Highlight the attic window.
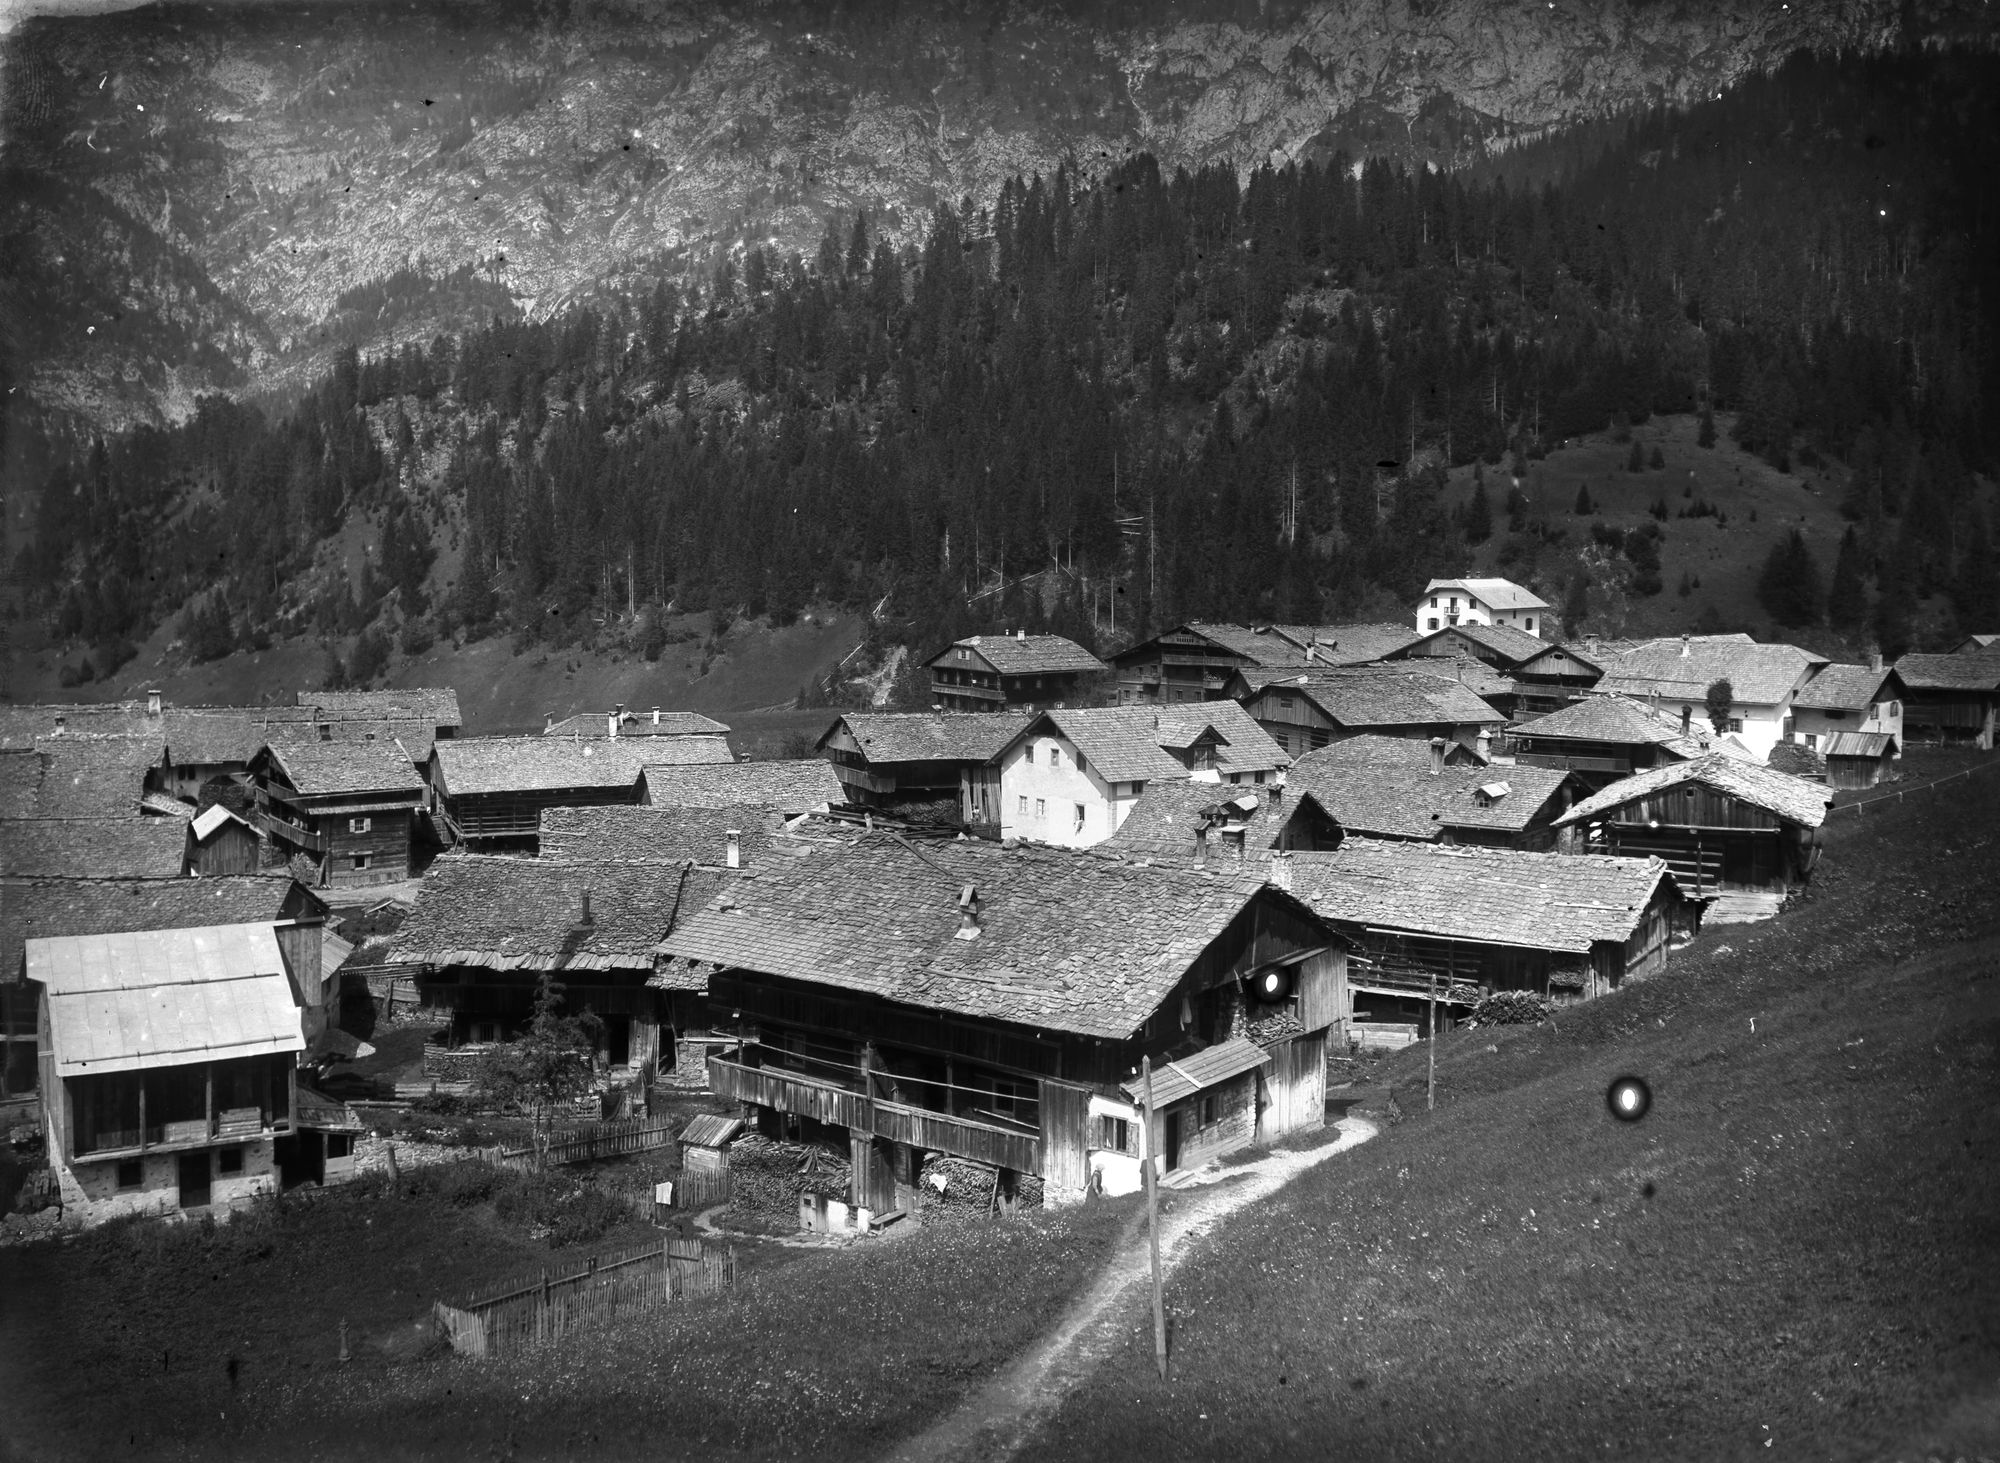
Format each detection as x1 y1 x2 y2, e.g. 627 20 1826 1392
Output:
1024 744 1035 765
1050 746 1062 769
1475 782 1511 806
318 723 332 741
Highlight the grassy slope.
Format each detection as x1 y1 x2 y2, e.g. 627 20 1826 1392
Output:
1021 753 2000 1462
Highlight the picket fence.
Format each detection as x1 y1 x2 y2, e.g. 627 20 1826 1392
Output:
434 1237 736 1358
487 1114 676 1171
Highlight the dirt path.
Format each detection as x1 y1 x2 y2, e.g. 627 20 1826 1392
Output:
879 1116 1379 1463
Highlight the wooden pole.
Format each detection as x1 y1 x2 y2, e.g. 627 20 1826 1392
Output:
1427 970 1437 1113
1142 1055 1168 1381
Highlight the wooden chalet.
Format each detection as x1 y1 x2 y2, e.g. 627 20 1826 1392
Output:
659 837 1348 1208
1287 840 1691 1035
1890 649 2000 750
1788 661 1906 755
1286 734 1583 850
1108 622 1307 705
298 687 462 740
429 737 652 850
28 922 307 1225
925 632 1109 712
1390 620 1547 671
640 759 845 815
1 817 189 880
1508 641 1607 714
1233 666 1506 758
544 706 732 741
249 740 426 887
1508 693 1716 790
1100 779 1345 864
814 712 1032 815
1553 753 1834 896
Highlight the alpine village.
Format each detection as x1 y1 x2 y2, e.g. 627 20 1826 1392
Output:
5 3 2000 1457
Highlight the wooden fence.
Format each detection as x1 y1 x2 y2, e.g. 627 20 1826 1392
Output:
657 1167 733 1211
487 1114 676 1169
434 1237 736 1358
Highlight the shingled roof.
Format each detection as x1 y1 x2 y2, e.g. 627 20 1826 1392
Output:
1287 735 1576 840
1181 622 1310 666
266 715 443 763
641 759 844 813
0 749 43 817
1 818 188 879
387 854 720 971
1 874 322 980
299 688 463 729
1514 693 1705 751
544 710 733 738
1397 620 1549 666
1553 753 1834 830
537 805 788 865
1007 709 1188 784
1287 839 1678 953
32 737 162 817
623 735 735 766
432 737 652 795
1792 664 1903 712
658 836 1331 1041
1153 701 1290 775
1592 636 1827 707
929 633 1107 676
1266 624 1417 664
1100 782 1339 862
817 711 1035 765
1891 650 2000 693
1257 668 1505 731
258 739 426 799
1423 577 1551 612
1396 656 1518 703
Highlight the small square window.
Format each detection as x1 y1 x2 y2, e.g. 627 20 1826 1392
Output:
1035 798 1046 818
116 1158 143 1190
1050 746 1062 769
1427 618 1439 631
318 723 332 741
348 816 372 834
1727 718 1744 734
352 853 371 871
217 1148 245 1176
1199 1094 1219 1127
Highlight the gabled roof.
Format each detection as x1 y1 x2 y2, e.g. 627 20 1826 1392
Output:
190 804 255 841
299 688 463 729
1 818 188 880
1397 620 1548 666
1553 753 1834 830
1955 635 1999 654
1251 668 1505 730
1266 624 1417 665
623 735 735 766
3 874 322 982
432 737 653 795
267 715 443 763
927 633 1107 676
1513 642 1606 677
1422 577 1551 612
1396 657 1518 703
1891 650 2000 692
29 922 304 1076
1514 693 1704 751
1591 636 1828 706
1287 735 1576 840
538 805 789 865
1181 622 1309 666
1002 709 1187 784
818 711 1036 764
1153 702 1289 775
658 836 1331 1041
1100 782 1340 862
1823 731 1898 759
1287 840 1679 953
258 739 426 799
544 710 733 738
388 853 721 971
1119 1036 1270 1107
641 759 845 813
32 737 163 817
1793 664 1904 712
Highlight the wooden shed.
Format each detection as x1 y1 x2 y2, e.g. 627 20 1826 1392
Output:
187 804 264 877
1823 732 1899 791
678 1114 744 1174
428 737 652 850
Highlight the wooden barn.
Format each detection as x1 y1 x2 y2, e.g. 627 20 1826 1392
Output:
814 712 1032 816
1508 642 1608 714
1263 623 1419 666
186 804 264 876
1891 650 2000 751
1287 840 1692 1035
1233 667 1506 759
249 740 426 887
925 632 1109 712
1107 622 1309 705
428 738 652 850
1508 693 1717 790
659 836 1348 1209
1286 735 1584 851
1553 753 1834 897
1823 732 1900 791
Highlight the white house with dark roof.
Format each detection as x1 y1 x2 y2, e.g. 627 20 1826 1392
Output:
1589 635 1830 761
1788 661 1906 753
1415 578 1551 638
924 632 1108 712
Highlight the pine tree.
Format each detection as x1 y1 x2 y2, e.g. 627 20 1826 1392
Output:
1826 527 1868 634
1627 438 1645 473
455 529 497 634
1573 484 1595 515
1697 403 1716 448
1464 479 1493 544
1756 528 1825 627
1561 573 1591 634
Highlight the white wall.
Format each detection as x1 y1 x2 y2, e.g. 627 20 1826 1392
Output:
54 1137 280 1228
997 733 1142 847
1792 698 1904 750
1413 591 1545 638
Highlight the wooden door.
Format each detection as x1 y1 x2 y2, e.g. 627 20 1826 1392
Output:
1037 1080 1093 1196
178 1151 211 1209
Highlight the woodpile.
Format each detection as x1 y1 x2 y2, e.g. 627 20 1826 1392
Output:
916 1155 1043 1219
724 1133 851 1217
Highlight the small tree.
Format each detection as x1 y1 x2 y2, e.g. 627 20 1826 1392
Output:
1627 438 1646 473
1573 484 1595 515
1464 479 1493 544
1697 403 1716 448
476 973 602 1169
1705 677 1734 735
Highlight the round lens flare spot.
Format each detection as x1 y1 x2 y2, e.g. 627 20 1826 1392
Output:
1258 970 1286 999
1606 1076 1652 1123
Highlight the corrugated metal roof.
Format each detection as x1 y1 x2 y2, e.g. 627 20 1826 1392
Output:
1119 1036 1271 1107
27 922 303 1075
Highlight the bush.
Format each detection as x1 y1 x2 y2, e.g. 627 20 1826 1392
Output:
398 616 436 656
1466 990 1553 1026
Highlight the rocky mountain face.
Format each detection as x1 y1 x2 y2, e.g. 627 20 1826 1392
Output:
0 0 1976 431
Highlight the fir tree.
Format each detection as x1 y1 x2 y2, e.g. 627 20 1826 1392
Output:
1756 528 1825 627
1573 484 1595 515
1464 479 1493 544
1827 527 1868 634
1627 438 1645 473
1697 404 1716 448
1705 677 1734 734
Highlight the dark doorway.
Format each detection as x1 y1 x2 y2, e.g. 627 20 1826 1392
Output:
603 1015 631 1067
1165 1110 1183 1172
177 1151 211 1209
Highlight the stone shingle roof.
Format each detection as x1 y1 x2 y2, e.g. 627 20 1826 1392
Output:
1013 709 1189 784
622 735 735 766
1267 624 1418 664
1792 664 1902 712
1259 668 1505 730
1422 577 1551 612
1288 735 1575 840
1 818 188 880
1891 650 2000 693
32 737 162 817
658 836 1328 1041
544 710 733 738
1399 620 1548 666
818 711 1035 764
267 715 442 762
641 759 845 813
1 874 320 980
1397 657 1518 702
0 749 43 818
537 805 788 865
432 737 653 796
388 853 722 971
1592 636 1827 707
1553 753 1834 830
259 739 427 799
1287 839 1677 953
930 633 1107 676
1181 622 1310 666
299 688 463 729
1100 782 1337 862
1153 702 1289 775
1514 693 1702 749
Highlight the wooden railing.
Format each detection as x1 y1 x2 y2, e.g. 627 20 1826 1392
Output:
249 806 327 853
1514 751 1632 775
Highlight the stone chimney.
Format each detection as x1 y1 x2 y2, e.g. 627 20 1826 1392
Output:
1429 737 1446 776
725 829 741 869
545 711 557 734
579 888 594 926
1868 647 1883 673
608 704 625 739
1681 704 1693 736
145 689 162 718
1585 634 1601 656
955 884 982 940
1194 822 1211 864
652 707 661 726
1269 850 1293 891
1680 633 1691 658
1016 628 1027 641
1476 727 1492 761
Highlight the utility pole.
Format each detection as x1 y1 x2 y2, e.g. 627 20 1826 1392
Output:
1142 1055 1168 1381
1427 970 1437 1112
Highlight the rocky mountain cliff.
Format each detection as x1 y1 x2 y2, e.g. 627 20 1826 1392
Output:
0 0 1984 431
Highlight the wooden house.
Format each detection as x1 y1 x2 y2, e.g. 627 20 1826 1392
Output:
925 632 1109 712
428 737 653 850
248 740 426 887
28 922 305 1226
1508 693 1715 790
544 706 732 741
1233 666 1506 759
1553 753 1834 896
1390 620 1547 672
659 836 1348 1208
678 1114 743 1175
1588 635 1829 760
640 759 845 815
1286 734 1583 850
1263 623 1419 666
1788 661 1906 754
1890 649 2000 750
1822 732 1900 791
1508 642 1607 714
1107 622 1308 705
186 804 264 877
1100 780 1345 864
1 817 188 880
1286 840 1691 1035
1414 578 1550 637
814 712 1033 817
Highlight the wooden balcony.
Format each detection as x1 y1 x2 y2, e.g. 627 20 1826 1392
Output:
249 804 327 853
1514 750 1632 775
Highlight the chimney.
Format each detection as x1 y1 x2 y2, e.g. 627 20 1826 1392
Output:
956 884 982 939
1476 727 1492 761
725 829 741 869
1681 704 1693 736
53 713 65 734
1194 823 1211 864
545 711 557 734
1017 628 1026 641
1585 634 1600 656
608 704 625 739
652 707 661 726
1429 737 1446 776
1269 850 1293 891
1868 647 1883 673
1680 633 1691 659
579 888 594 926
146 689 162 718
